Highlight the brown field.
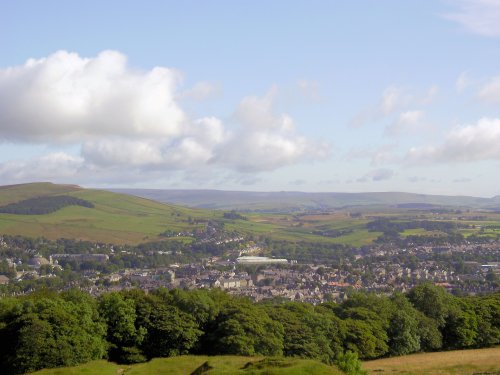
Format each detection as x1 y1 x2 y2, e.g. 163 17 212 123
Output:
363 347 500 375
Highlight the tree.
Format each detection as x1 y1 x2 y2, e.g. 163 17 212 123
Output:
343 318 388 359
204 300 284 356
415 312 442 351
142 302 202 358
472 294 500 347
335 351 367 375
442 300 478 349
387 294 420 356
408 283 453 327
98 292 146 363
0 292 107 374
265 302 336 363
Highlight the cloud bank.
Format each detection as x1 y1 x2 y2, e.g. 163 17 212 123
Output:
0 50 328 184
406 117 500 164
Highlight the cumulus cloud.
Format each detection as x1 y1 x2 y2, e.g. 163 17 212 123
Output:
213 88 330 172
406 117 500 164
0 51 328 183
82 116 227 169
0 153 84 183
444 0 500 37
0 50 185 142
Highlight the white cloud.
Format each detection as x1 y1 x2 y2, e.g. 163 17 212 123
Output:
0 50 186 142
81 116 228 169
213 89 330 172
0 51 328 183
477 76 500 103
0 153 84 183
444 0 500 37
406 117 500 164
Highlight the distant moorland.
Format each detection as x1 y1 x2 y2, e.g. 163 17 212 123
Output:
110 188 500 211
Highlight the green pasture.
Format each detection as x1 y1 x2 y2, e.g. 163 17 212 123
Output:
0 182 79 206
0 186 215 244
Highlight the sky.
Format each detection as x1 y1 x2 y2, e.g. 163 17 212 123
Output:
1 0 500 196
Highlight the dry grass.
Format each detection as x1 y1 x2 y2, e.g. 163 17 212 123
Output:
363 347 500 375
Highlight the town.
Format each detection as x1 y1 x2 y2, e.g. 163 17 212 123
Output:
1 229 498 302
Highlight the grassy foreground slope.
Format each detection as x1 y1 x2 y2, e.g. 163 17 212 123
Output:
30 356 343 375
0 183 215 244
363 347 500 375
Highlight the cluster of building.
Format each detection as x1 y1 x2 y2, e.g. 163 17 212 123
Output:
0 234 498 299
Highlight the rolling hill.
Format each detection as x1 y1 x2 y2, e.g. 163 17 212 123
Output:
109 188 500 211
0 182 215 244
2 182 500 248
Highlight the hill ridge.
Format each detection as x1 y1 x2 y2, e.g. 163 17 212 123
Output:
109 187 496 211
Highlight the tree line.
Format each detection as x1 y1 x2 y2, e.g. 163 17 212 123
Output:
0 196 94 215
0 283 498 374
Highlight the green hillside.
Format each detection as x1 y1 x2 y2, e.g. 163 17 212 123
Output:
30 356 343 375
1 182 500 247
0 182 384 246
0 182 215 244
0 183 80 206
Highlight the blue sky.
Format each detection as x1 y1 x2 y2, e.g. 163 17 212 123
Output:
1 0 500 196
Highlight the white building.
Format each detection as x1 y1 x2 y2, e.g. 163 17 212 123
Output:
236 256 288 265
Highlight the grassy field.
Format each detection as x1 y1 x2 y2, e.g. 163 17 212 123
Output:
2 182 500 246
0 182 80 206
0 183 215 244
363 347 500 375
0 183 386 246
30 356 343 375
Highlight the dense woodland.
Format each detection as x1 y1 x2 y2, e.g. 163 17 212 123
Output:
0 196 94 215
0 284 498 374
